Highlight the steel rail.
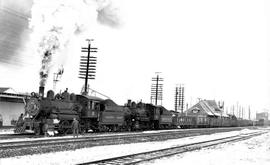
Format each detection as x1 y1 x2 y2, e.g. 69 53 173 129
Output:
77 131 267 165
0 127 247 150
0 126 253 141
0 133 35 140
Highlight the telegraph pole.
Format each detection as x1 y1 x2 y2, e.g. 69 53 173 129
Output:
248 106 251 120
179 84 184 114
175 84 185 114
175 86 179 111
151 72 163 105
79 39 98 95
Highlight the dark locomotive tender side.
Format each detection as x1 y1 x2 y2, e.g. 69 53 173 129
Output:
15 87 255 135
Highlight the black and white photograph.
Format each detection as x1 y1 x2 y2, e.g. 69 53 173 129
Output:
0 0 270 164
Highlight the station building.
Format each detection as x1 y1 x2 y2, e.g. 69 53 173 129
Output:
184 100 228 118
256 112 269 125
256 112 268 121
0 88 28 126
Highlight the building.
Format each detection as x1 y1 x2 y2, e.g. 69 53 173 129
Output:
0 87 28 126
256 112 268 121
256 112 269 125
184 100 228 118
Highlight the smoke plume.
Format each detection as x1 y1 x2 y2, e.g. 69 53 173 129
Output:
96 0 121 27
30 0 121 87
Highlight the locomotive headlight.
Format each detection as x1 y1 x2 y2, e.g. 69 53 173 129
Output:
25 98 40 116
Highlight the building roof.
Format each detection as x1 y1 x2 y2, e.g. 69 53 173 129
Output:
0 87 18 93
0 88 9 93
199 101 216 116
0 87 28 100
186 100 228 117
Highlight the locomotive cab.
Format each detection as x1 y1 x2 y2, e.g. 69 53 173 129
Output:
75 95 103 132
76 95 102 118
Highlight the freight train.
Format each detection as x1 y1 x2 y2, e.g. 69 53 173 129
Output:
14 87 253 135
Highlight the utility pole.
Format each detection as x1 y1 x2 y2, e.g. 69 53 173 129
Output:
179 84 184 114
242 106 244 119
248 105 251 120
151 72 163 105
79 39 98 95
242 106 245 119
175 86 179 111
174 84 185 114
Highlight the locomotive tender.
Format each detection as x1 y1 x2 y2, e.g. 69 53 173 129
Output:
15 86 253 135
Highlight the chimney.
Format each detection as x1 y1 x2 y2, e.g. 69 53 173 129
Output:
39 86 45 97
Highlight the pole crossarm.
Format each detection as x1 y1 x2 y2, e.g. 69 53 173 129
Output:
150 73 164 105
79 39 98 94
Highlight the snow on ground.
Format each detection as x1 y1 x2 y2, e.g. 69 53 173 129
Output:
145 128 270 165
0 128 14 135
0 128 269 165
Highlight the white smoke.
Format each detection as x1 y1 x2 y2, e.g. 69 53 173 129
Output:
95 0 121 27
29 0 121 87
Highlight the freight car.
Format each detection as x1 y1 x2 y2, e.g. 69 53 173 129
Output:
170 111 253 129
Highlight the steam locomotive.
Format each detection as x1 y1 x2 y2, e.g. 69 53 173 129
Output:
14 86 253 135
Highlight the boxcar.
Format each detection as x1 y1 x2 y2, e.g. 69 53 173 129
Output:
177 116 196 128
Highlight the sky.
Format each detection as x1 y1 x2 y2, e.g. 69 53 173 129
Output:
0 0 269 118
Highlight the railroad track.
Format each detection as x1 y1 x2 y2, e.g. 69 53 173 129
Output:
0 133 35 140
0 127 259 158
0 126 254 142
0 127 247 150
78 131 267 165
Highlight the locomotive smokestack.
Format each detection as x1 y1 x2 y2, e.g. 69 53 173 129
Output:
39 86 45 97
